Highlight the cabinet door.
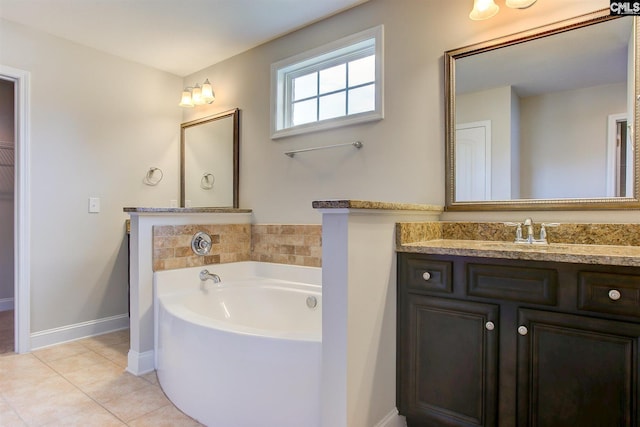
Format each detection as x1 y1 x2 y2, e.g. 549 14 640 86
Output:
398 295 499 427
517 309 640 427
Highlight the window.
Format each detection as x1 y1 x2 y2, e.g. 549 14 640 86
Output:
271 25 384 139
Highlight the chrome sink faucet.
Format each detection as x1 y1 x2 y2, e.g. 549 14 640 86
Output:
523 217 535 243
504 218 559 244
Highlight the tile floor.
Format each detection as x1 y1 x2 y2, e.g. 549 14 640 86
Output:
0 328 203 426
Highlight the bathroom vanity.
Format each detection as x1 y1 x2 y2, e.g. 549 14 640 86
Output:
408 4 640 425
396 237 640 427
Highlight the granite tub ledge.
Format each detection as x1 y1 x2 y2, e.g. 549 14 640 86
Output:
312 199 444 213
397 239 640 267
124 207 252 214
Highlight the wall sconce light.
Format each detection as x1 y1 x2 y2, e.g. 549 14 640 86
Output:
179 79 215 108
470 0 537 20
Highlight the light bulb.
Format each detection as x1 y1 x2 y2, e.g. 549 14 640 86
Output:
179 89 194 107
192 84 204 105
201 79 215 104
506 0 537 9
469 0 499 20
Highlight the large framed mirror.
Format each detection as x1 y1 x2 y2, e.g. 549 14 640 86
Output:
445 10 639 211
180 108 239 208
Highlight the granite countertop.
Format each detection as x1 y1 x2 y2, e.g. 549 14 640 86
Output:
398 239 640 267
124 207 252 213
396 221 640 267
312 199 444 212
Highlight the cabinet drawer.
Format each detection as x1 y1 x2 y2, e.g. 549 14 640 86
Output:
467 263 557 305
405 258 452 293
578 271 640 318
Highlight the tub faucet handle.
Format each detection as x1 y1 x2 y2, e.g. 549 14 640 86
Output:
192 231 212 255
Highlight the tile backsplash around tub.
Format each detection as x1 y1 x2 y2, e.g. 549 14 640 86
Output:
251 224 322 267
153 224 322 271
153 224 251 271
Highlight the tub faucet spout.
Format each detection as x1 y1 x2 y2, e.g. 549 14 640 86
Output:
200 269 221 283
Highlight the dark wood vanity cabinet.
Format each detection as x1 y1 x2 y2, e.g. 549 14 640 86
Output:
397 253 640 427
516 309 640 427
398 294 499 426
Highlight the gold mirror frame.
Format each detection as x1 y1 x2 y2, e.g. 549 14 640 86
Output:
445 10 639 211
180 108 240 208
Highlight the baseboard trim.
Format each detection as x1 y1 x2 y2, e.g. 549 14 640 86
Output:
30 314 129 350
0 297 14 311
374 408 406 427
126 349 155 376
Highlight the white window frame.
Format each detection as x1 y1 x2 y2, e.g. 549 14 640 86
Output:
271 25 384 139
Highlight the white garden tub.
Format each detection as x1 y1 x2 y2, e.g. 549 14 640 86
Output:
154 261 322 427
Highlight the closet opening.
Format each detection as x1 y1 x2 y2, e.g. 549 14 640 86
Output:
0 77 15 355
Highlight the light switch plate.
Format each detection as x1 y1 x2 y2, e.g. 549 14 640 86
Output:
89 197 100 213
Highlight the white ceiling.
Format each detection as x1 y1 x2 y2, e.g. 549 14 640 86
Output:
0 0 369 76
456 17 633 97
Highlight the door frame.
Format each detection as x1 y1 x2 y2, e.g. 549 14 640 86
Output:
1 65 31 353
606 113 631 197
455 120 492 201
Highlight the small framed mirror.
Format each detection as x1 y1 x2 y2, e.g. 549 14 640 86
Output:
445 10 639 211
180 108 239 208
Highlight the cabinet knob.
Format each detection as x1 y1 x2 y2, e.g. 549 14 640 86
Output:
608 289 622 301
485 321 495 331
422 272 431 281
518 326 528 336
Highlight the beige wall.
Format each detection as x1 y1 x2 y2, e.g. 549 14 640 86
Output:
0 19 182 332
179 0 613 224
520 82 627 199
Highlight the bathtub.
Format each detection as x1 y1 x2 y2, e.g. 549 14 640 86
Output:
154 261 322 427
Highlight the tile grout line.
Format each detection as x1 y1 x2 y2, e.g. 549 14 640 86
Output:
0 392 30 426
30 338 153 426
1 353 81 426
39 346 172 426
32 346 131 425
1 331 198 426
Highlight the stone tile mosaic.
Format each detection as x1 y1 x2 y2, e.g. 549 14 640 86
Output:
152 223 322 271
153 224 250 271
251 224 322 268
